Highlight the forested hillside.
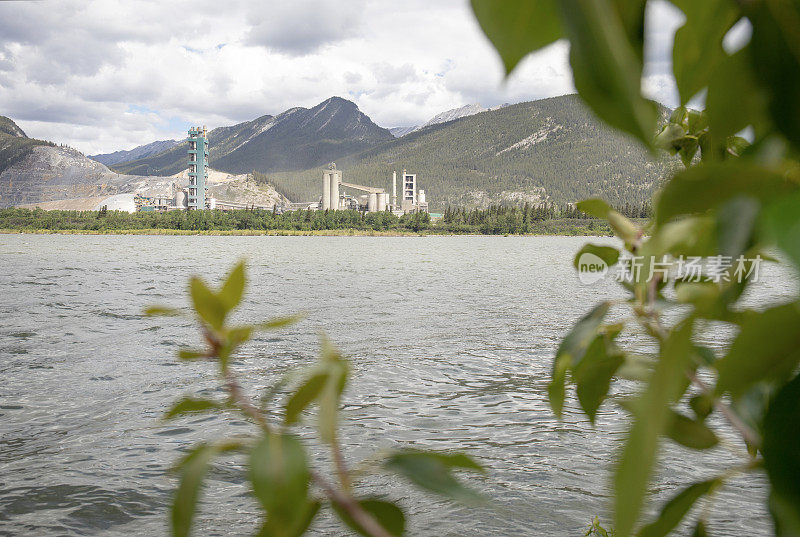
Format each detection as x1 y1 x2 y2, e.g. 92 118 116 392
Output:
265 95 676 209
0 116 55 176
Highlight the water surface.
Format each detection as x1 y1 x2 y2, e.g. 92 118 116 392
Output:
0 235 793 536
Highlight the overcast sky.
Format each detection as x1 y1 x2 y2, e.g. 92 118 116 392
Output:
0 0 691 155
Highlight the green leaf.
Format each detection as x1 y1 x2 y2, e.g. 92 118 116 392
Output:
763 374 800 536
249 433 313 535
689 394 714 420
178 348 207 361
317 341 349 444
172 442 240 537
692 520 709 537
731 383 771 454
645 217 717 260
577 198 612 218
558 0 657 146
609 0 646 60
726 135 750 158
769 490 800 537
574 244 620 271
469 0 563 75
257 313 306 331
707 45 769 145
671 0 740 104
666 411 719 450
163 397 226 421
715 303 800 399
638 478 720 537
572 335 625 423
190 277 227 331
686 109 708 134
654 162 796 227
615 322 694 537
219 260 246 311
550 302 611 418
762 190 800 271
385 450 484 503
576 199 640 243
333 498 406 537
284 373 327 425
747 1 800 151
256 501 320 537
656 121 701 167
585 516 613 537
224 326 253 350
144 305 184 317
706 47 769 154
716 196 760 259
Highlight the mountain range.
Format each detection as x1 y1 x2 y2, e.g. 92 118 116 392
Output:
89 139 179 167
109 97 393 177
0 117 286 209
1 95 675 210
265 95 674 208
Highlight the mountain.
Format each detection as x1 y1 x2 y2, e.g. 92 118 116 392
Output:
1 116 54 177
419 104 488 129
0 116 28 138
0 143 136 208
265 95 677 209
0 118 156 207
0 116 290 209
389 103 490 138
112 97 393 176
89 139 179 166
2 95 676 211
0 116 59 187
389 126 417 138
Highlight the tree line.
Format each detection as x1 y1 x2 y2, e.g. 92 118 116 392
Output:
0 205 625 235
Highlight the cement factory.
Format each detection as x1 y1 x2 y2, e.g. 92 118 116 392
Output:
134 125 218 212
317 164 429 214
132 126 430 214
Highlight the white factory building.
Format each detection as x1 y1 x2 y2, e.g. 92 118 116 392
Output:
317 164 428 214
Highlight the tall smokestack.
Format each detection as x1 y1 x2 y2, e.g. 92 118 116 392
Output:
392 171 397 209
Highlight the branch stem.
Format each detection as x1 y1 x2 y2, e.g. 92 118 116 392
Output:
689 372 761 449
311 471 393 537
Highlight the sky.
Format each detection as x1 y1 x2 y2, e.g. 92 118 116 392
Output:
0 0 693 155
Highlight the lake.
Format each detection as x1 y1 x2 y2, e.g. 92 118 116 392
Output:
0 234 794 536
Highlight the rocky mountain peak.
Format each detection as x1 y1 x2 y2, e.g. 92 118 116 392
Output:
0 116 28 138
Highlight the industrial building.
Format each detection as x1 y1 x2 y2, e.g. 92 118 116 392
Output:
398 169 428 213
318 164 428 213
133 125 259 212
187 126 209 210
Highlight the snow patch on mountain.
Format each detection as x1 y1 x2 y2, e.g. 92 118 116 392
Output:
389 126 417 138
390 103 496 138
420 104 487 129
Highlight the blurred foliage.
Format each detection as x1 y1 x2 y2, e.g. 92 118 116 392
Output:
147 262 485 537
470 0 800 536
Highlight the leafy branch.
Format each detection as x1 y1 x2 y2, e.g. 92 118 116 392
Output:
147 261 484 537
471 0 800 535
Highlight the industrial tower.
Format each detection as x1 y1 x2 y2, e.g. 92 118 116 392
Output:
187 126 209 210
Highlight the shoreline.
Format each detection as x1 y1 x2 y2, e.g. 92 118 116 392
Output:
0 227 612 237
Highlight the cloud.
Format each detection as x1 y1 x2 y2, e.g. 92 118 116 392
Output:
0 0 686 155
245 0 366 55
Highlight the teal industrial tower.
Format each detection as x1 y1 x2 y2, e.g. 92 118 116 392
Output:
187 126 209 210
